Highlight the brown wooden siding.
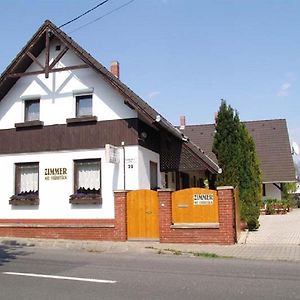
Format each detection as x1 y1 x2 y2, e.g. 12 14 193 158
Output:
160 131 182 171
0 118 140 154
137 120 160 154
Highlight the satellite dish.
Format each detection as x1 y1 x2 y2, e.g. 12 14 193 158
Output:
292 142 300 155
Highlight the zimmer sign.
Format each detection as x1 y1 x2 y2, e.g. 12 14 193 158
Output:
45 168 67 180
193 193 214 205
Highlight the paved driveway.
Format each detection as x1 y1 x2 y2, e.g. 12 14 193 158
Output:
246 208 300 245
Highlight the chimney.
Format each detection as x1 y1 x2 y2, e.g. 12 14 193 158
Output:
110 61 120 79
179 116 186 130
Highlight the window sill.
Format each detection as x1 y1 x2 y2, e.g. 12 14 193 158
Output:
9 195 39 206
69 194 102 205
15 120 44 129
66 116 98 125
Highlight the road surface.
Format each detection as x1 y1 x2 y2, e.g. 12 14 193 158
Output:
0 244 299 300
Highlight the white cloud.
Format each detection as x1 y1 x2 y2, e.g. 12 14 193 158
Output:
277 82 291 97
148 91 160 100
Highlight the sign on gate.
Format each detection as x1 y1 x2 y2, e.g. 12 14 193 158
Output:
172 188 219 223
193 193 214 205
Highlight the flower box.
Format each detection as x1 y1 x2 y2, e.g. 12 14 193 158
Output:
69 193 102 205
9 194 39 206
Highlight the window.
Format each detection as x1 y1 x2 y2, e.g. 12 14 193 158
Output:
9 162 39 205
25 99 40 121
262 184 266 197
150 161 158 190
76 95 92 117
70 159 101 204
16 163 39 195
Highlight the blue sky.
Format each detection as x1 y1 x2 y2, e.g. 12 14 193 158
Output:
0 0 299 160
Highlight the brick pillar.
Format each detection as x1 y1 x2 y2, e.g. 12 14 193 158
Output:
113 190 128 241
217 186 236 244
157 189 173 242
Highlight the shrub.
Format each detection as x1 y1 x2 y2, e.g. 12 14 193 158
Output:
247 217 260 231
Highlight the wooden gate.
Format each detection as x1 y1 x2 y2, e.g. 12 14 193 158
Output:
127 190 159 240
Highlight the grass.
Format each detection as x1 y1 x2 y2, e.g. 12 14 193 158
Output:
146 246 231 259
192 252 219 258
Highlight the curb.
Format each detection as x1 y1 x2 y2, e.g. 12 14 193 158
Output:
1 237 300 262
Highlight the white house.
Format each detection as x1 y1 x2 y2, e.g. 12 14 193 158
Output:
0 20 219 240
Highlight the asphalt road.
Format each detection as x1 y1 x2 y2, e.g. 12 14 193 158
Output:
0 244 300 300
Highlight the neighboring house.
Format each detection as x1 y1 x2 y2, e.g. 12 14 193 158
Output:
0 21 219 226
180 118 296 200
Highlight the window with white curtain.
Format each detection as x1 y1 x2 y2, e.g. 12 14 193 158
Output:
15 163 39 195
74 159 101 194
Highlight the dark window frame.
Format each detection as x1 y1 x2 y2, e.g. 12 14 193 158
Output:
10 162 40 206
15 162 39 195
75 94 93 118
24 99 40 122
70 158 102 205
262 184 266 197
150 161 158 190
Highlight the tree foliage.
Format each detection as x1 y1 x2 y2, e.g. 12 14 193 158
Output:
213 100 262 230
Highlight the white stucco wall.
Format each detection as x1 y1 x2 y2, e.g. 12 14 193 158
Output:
138 147 161 189
263 183 282 200
0 38 163 220
0 38 137 129
0 145 154 219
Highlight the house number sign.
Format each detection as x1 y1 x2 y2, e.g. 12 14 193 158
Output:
45 168 67 181
193 194 214 205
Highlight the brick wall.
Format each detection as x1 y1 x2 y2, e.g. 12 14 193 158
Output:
0 188 237 244
158 187 236 245
0 191 127 241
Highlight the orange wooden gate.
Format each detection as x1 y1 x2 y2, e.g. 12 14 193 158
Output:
127 190 159 240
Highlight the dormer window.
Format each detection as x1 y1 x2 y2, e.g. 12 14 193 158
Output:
25 99 40 121
76 95 92 117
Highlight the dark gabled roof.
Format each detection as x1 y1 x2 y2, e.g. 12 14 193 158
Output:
180 119 296 183
0 20 220 173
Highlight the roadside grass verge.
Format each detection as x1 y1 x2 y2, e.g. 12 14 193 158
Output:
146 246 232 259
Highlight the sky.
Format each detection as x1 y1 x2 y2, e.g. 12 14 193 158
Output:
0 0 299 162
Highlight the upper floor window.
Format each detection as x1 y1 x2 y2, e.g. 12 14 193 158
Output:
25 99 40 121
76 95 92 117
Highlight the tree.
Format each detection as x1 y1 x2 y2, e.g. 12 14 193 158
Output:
213 100 262 230
282 181 297 208
212 100 241 187
237 124 262 229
